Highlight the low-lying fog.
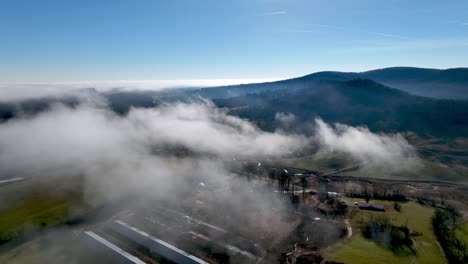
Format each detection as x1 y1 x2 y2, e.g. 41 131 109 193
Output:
0 90 421 204
0 78 281 102
0 87 424 262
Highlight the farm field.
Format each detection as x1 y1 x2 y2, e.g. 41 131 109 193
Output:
325 200 445 264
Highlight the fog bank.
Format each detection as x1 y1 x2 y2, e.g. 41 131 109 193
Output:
314 118 421 172
0 78 281 102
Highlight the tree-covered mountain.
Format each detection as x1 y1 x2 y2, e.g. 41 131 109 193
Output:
213 79 468 138
193 67 468 99
362 67 468 99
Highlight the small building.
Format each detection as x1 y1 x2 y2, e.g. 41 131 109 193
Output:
357 203 385 212
327 191 342 197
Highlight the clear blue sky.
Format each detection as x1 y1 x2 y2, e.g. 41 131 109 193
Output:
1 0 467 83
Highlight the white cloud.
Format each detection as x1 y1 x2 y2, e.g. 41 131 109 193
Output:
314 118 421 173
260 11 287 16
275 112 296 128
0 100 306 180
290 24 408 39
0 99 303 240
370 32 408 39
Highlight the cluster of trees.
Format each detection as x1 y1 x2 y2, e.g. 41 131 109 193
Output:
345 183 408 203
244 165 348 216
432 208 467 264
361 216 415 255
268 168 311 198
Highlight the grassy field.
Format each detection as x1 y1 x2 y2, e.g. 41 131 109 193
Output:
0 175 105 263
0 195 70 242
455 221 468 246
0 175 84 243
325 200 445 264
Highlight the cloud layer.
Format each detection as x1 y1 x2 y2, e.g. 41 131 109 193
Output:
0 100 307 203
0 78 282 102
0 91 423 209
314 118 421 172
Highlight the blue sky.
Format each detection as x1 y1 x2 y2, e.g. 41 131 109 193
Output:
1 0 467 83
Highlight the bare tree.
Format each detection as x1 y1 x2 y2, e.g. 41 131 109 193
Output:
363 183 371 203
316 176 329 208
316 190 327 208
279 169 289 193
268 168 277 186
300 176 308 199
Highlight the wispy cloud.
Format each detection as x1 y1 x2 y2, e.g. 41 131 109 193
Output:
260 11 287 16
343 37 468 53
290 23 409 39
372 32 396 37
369 32 408 39
446 20 468 27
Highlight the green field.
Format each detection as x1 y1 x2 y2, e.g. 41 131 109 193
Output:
0 195 70 242
325 201 445 264
455 221 468 246
0 175 85 244
0 175 98 263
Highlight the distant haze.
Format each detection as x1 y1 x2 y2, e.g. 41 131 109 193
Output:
0 78 282 102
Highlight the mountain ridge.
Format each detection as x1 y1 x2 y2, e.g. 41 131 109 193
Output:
195 66 468 99
212 78 468 138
